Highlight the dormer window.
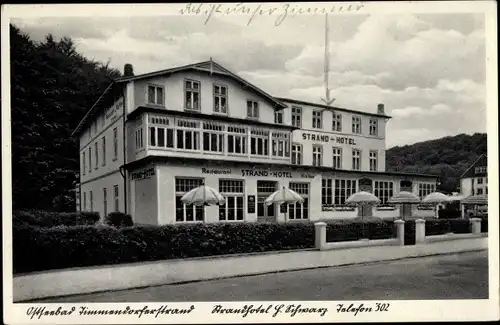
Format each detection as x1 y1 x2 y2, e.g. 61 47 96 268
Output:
247 100 259 119
185 80 200 111
213 84 227 114
147 85 164 105
274 110 283 124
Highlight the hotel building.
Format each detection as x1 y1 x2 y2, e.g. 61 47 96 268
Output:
72 60 439 224
460 154 488 197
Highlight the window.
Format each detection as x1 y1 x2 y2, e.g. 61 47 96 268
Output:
486 187 488 194
149 116 174 149
250 128 269 156
103 188 107 217
176 119 200 150
475 166 487 174
274 110 283 124
332 147 342 169
332 112 342 132
94 142 99 170
82 152 86 175
477 177 483 184
88 147 92 173
477 188 483 195
322 179 333 205
374 181 394 204
288 183 309 220
90 190 93 212
213 84 227 113
418 183 436 199
227 125 247 154
291 144 302 165
219 180 244 221
312 110 323 129
291 106 302 128
369 150 377 171
352 149 361 170
102 137 106 166
135 128 144 149
334 179 357 205
83 192 87 211
271 131 290 158
352 116 361 134
175 178 204 222
185 80 200 110
203 122 224 153
312 145 322 166
113 185 119 212
369 119 378 136
113 127 118 160
247 100 259 118
147 85 164 105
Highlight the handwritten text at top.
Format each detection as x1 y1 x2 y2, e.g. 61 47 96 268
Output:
179 3 365 26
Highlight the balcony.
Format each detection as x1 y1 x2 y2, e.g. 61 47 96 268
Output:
134 112 293 165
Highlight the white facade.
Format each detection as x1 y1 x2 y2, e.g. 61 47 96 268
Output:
460 155 488 197
74 60 438 223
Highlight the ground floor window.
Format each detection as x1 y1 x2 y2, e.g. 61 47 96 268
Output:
175 178 204 222
322 179 333 205
334 179 357 205
374 181 394 204
418 183 436 199
288 182 309 220
103 188 107 217
90 190 93 212
219 180 244 221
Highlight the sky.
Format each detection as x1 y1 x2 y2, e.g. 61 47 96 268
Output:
11 11 487 148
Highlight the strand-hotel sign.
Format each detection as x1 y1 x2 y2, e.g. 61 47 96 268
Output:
302 132 357 145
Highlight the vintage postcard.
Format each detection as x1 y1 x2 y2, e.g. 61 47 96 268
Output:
2 1 498 324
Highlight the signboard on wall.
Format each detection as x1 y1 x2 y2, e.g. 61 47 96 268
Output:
105 98 124 121
301 132 357 146
199 168 316 179
247 195 256 213
131 167 155 181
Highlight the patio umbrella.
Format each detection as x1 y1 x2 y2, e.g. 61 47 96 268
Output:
346 191 381 238
265 187 304 222
460 194 488 218
181 184 226 207
422 192 449 218
388 191 421 220
265 187 304 206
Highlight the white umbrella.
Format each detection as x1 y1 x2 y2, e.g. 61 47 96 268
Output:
346 191 381 205
265 187 304 222
447 194 466 202
265 187 304 206
388 191 421 220
423 192 449 218
181 185 225 207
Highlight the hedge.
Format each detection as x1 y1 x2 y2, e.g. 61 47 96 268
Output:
13 223 316 274
13 210 100 228
104 212 134 227
325 220 395 242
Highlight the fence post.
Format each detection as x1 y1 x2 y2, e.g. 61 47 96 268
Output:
394 219 405 246
469 218 482 234
314 222 327 250
415 219 426 243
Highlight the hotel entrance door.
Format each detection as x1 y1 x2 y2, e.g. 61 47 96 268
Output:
257 180 278 222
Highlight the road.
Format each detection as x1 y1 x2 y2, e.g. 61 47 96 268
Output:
35 250 488 302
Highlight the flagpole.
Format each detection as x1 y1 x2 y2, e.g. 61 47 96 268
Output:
321 13 335 106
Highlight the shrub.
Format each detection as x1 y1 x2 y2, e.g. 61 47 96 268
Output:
12 210 100 228
13 222 315 274
425 219 470 236
104 212 134 228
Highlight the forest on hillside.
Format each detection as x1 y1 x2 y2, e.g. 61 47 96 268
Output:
10 24 121 211
386 133 487 193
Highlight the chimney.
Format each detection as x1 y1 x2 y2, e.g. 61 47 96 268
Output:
377 103 385 115
124 63 134 77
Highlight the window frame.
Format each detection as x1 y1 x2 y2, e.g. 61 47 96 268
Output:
213 83 228 114
246 100 259 119
146 84 165 106
184 79 201 111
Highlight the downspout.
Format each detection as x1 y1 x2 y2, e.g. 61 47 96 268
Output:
122 85 128 214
